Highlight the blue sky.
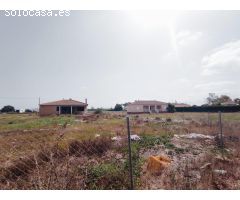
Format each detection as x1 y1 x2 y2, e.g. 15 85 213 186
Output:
0 11 240 109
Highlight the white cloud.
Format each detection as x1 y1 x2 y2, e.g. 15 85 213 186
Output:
194 81 235 90
201 40 240 76
177 78 191 84
176 30 202 46
196 40 240 98
79 86 87 90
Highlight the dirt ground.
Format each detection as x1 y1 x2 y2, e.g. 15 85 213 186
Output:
0 112 239 189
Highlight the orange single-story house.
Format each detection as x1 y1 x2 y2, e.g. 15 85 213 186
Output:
39 99 88 116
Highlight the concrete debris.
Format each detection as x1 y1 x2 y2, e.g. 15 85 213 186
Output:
200 163 211 169
115 154 123 160
143 118 149 123
74 119 83 122
111 136 122 141
111 134 141 141
95 134 100 138
175 133 214 139
172 119 184 123
131 134 141 141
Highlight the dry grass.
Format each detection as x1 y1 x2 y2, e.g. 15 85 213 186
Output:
0 112 239 189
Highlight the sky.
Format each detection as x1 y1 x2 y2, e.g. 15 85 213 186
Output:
0 10 240 109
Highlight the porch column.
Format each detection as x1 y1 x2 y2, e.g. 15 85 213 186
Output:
71 106 72 115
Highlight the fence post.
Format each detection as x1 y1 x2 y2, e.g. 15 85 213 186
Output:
126 116 134 190
207 112 210 126
218 111 224 149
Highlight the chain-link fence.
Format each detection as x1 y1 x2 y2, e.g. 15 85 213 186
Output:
0 112 239 189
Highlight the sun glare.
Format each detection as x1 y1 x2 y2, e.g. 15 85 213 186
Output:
128 10 179 30
128 11 182 68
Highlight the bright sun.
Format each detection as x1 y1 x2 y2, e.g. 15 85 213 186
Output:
128 10 179 30
127 10 182 68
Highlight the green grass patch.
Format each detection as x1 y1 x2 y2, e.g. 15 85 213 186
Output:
81 161 129 189
0 114 75 131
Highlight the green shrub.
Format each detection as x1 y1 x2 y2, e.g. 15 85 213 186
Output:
94 108 103 114
83 162 128 189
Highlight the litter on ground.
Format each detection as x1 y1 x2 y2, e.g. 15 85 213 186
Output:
147 155 171 174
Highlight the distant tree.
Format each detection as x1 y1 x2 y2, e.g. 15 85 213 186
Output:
87 107 95 111
234 98 240 105
1 105 15 113
206 93 220 105
122 102 130 110
25 109 32 113
94 108 103 114
167 103 175 113
122 103 129 107
218 95 232 104
113 104 123 111
206 93 233 106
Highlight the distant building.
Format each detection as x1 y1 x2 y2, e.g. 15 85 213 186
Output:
173 103 191 108
39 98 88 116
16 109 25 113
127 100 168 114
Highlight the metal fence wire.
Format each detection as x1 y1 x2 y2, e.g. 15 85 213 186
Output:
0 112 239 189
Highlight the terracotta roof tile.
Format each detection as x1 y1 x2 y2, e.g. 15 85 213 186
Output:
130 100 168 105
40 99 87 106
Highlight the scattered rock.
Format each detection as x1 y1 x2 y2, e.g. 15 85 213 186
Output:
192 150 201 155
115 154 123 160
95 134 100 138
172 119 184 123
227 136 239 142
166 150 174 156
166 118 172 122
189 170 201 180
111 134 140 141
213 169 227 175
131 134 141 141
111 136 122 141
200 162 211 170
143 118 149 123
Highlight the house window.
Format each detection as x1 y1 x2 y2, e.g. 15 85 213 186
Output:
56 106 59 112
143 106 149 112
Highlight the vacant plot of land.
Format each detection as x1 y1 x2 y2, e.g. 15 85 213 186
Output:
0 112 239 189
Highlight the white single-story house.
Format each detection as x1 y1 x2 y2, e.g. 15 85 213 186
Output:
173 103 191 108
127 100 168 114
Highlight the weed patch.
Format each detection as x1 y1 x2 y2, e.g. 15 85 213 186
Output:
68 137 112 156
81 162 128 189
